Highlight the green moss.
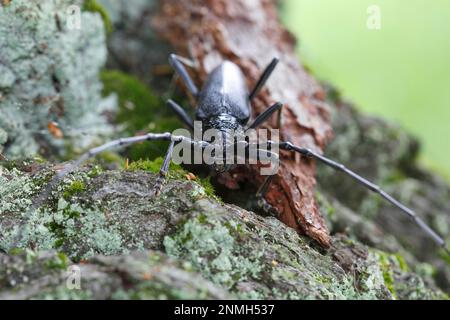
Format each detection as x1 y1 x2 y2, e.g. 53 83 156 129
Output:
163 205 384 299
126 158 219 199
393 253 409 272
197 176 216 198
83 0 113 34
97 151 124 165
148 252 162 265
127 158 187 180
223 220 244 237
437 248 450 266
384 169 408 184
100 70 181 160
8 248 37 262
63 180 86 199
87 165 103 178
378 252 397 298
197 213 208 224
45 252 69 271
2 159 446 299
101 71 161 131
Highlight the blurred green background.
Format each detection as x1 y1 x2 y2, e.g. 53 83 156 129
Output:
282 0 450 179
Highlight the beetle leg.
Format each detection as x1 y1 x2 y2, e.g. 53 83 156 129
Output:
153 139 176 196
167 99 194 130
13 134 211 249
33 133 210 211
33 133 171 209
276 103 283 130
254 175 278 217
276 140 448 250
247 102 283 130
249 57 279 101
169 53 199 98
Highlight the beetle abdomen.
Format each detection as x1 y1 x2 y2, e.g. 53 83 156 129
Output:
196 61 250 124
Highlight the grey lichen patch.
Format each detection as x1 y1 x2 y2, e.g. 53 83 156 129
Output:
0 128 7 149
163 197 415 299
47 198 127 260
164 209 264 291
373 250 448 300
0 167 128 260
0 0 116 159
0 162 212 260
0 167 37 213
0 250 231 300
0 250 69 293
0 63 15 89
0 161 447 299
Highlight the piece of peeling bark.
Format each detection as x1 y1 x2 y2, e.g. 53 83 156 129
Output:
154 0 333 247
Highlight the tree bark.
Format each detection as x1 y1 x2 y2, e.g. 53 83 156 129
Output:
154 0 333 247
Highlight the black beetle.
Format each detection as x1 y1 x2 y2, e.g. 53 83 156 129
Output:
29 53 447 251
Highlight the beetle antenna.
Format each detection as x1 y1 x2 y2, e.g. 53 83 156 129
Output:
11 133 211 249
275 141 448 249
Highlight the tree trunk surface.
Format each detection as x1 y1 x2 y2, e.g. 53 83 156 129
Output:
154 0 333 247
1 0 448 299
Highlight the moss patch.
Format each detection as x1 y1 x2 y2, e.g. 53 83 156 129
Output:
83 0 113 34
63 180 86 199
378 252 397 298
1 161 447 299
127 158 187 179
126 158 218 199
100 70 181 160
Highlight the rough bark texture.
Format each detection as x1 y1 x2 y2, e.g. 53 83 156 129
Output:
0 250 231 300
0 0 116 159
0 163 446 299
98 0 172 91
317 85 450 292
153 0 333 247
0 0 448 300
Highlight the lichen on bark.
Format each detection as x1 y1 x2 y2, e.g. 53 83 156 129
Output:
0 0 448 300
0 162 447 299
0 0 116 159
317 85 450 292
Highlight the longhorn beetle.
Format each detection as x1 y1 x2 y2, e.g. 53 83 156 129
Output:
24 53 446 251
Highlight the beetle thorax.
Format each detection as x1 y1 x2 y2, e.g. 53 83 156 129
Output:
202 113 246 173
203 113 244 131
